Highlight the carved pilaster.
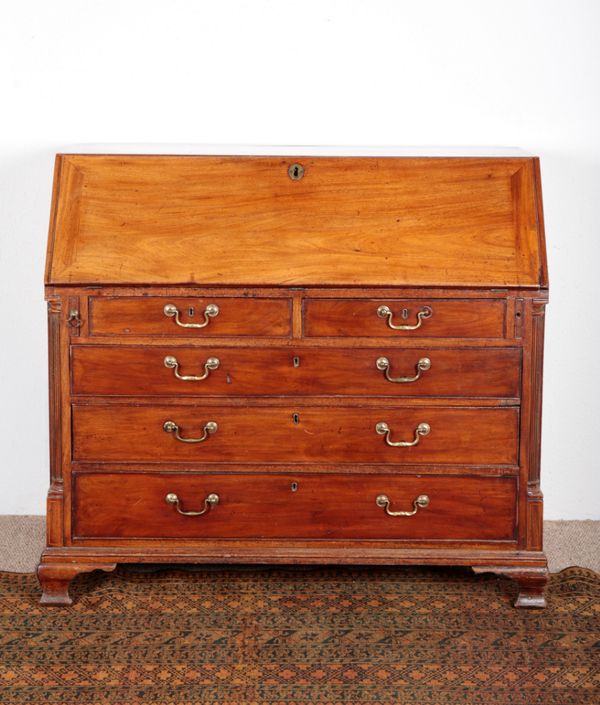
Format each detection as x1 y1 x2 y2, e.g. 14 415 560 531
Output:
46 297 64 546
526 301 546 550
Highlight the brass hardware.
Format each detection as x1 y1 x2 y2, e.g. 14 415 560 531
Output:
376 494 430 517
67 309 82 328
291 482 298 492
293 356 301 368
292 413 300 425
163 303 219 329
376 305 432 330
164 355 220 381
375 421 430 447
165 492 219 516
288 163 304 181
376 356 431 383
163 420 218 443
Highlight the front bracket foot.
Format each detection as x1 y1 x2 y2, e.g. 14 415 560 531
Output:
473 565 549 608
37 561 117 606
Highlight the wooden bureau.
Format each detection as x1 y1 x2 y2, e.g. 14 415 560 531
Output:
39 154 549 607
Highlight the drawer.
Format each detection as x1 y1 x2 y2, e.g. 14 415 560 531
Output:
89 297 292 337
72 345 521 398
304 299 506 338
72 472 517 541
72 405 519 465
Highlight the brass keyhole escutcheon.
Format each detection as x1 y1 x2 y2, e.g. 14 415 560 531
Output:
288 163 304 181
291 482 298 492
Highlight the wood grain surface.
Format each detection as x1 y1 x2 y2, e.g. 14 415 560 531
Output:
71 404 519 465
303 298 506 338
71 345 521 398
90 296 292 337
72 472 517 541
46 155 544 287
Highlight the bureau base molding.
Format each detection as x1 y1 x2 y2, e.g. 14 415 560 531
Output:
38 548 548 607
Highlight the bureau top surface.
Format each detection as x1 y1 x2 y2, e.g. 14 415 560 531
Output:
45 155 547 288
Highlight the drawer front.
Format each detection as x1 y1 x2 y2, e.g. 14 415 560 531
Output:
89 297 292 337
72 345 521 398
304 299 506 338
72 405 519 465
73 472 517 541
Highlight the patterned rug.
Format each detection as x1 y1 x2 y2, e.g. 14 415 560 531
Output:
1 566 599 705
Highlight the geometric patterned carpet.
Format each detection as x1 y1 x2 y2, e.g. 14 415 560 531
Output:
1 565 599 705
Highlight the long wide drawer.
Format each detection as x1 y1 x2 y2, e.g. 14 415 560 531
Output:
71 345 521 398
304 298 506 338
89 297 292 337
72 405 519 465
72 472 517 540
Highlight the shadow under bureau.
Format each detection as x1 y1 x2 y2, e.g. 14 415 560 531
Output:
40 154 549 607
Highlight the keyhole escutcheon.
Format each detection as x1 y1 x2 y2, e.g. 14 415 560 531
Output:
288 163 304 181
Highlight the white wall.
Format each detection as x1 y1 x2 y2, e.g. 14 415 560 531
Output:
1 0 599 518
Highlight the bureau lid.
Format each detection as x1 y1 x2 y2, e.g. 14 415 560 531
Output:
45 155 548 288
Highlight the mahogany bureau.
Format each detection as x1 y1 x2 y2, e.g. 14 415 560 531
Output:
39 154 549 607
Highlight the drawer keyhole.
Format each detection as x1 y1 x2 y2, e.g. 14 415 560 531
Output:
291 482 298 492
288 163 305 181
188 306 195 317
293 356 300 368
292 413 300 425
402 308 409 320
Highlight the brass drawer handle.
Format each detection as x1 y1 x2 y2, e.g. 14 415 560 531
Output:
375 421 430 447
163 420 218 443
377 305 432 330
376 493 430 517
376 356 431 383
163 303 220 329
165 492 219 516
164 355 220 381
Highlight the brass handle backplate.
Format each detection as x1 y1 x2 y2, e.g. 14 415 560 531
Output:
376 356 431 383
165 492 219 516
163 303 220 329
376 494 430 517
163 420 218 443
164 355 220 381
377 305 432 331
375 421 430 447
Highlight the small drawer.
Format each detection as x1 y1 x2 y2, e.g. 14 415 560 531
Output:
304 299 506 338
72 404 519 466
89 297 292 337
72 345 521 398
72 472 517 541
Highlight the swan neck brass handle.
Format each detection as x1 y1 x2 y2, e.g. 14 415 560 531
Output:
376 421 430 447
164 355 220 381
377 305 432 331
163 303 220 329
376 356 431 383
163 420 218 443
165 492 219 516
376 494 430 517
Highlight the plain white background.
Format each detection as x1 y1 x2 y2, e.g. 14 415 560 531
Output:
0 0 599 518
